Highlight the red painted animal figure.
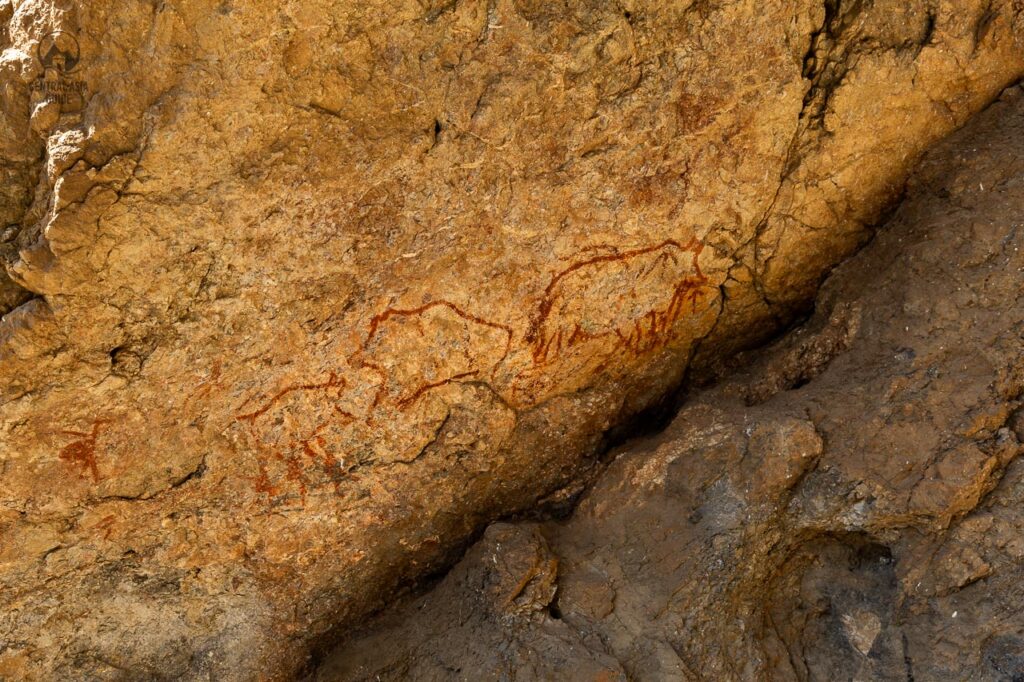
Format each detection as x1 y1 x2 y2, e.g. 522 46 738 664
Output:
357 300 514 410
59 420 110 482
235 372 360 503
526 237 709 366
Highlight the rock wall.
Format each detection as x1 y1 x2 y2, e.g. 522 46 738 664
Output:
0 0 1022 677
317 85 1024 681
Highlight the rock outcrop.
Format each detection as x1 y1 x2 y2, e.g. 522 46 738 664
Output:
316 86 1024 681
0 0 1022 677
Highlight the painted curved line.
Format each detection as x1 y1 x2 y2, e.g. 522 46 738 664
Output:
395 370 479 409
364 300 515 362
236 372 347 424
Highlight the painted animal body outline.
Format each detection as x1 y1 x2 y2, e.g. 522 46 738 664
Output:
235 372 355 502
526 237 708 365
357 299 515 409
235 371 348 425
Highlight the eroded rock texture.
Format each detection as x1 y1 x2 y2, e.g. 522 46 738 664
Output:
317 86 1024 681
0 0 1022 678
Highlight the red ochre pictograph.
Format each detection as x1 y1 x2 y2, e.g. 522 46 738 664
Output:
357 299 514 409
236 372 355 502
235 238 709 501
243 433 339 502
58 420 110 482
526 237 709 364
235 372 348 425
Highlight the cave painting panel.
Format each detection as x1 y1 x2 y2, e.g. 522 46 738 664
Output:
234 239 714 501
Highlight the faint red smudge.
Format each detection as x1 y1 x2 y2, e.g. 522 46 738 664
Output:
185 359 224 407
250 460 279 498
93 515 116 540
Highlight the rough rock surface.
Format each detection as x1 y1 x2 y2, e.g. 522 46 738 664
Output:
0 0 1022 678
316 86 1024 681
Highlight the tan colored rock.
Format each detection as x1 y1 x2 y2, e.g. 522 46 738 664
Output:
0 0 1021 677
317 84 1024 681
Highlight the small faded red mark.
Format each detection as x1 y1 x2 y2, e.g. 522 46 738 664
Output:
93 515 116 540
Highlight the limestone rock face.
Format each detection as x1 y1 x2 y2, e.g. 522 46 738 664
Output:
0 0 1021 677
317 86 1024 681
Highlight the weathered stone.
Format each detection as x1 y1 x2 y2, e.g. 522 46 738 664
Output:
0 0 1021 677
316 85 1024 681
